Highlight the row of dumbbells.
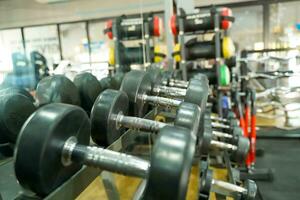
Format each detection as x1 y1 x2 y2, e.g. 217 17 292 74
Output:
0 69 256 198
0 72 125 145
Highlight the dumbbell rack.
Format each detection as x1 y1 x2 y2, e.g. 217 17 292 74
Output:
0 109 159 200
110 14 156 72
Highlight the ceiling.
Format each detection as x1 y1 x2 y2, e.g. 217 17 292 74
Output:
0 0 258 29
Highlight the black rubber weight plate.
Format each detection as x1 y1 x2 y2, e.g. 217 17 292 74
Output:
73 72 102 112
231 136 250 164
99 77 112 90
0 94 36 143
36 75 81 106
144 126 195 200
146 66 162 87
184 78 208 108
110 72 125 90
91 89 128 147
120 70 152 117
174 102 201 137
14 103 90 196
0 86 35 102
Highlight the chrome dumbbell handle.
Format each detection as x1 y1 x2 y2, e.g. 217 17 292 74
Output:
152 85 187 97
162 79 189 88
212 122 230 129
139 93 182 107
115 113 166 133
212 179 247 194
210 140 237 151
212 130 233 139
210 116 228 123
62 137 150 178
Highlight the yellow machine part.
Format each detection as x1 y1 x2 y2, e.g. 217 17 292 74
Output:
108 46 115 65
154 45 165 63
173 43 181 62
222 37 235 59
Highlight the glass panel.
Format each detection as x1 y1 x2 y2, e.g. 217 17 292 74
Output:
0 29 24 84
270 2 300 48
24 25 60 72
60 23 90 70
88 21 110 79
229 6 264 51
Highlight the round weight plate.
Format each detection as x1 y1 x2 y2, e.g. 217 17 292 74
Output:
231 136 250 164
243 180 257 200
105 20 113 39
120 70 152 117
99 77 112 90
91 89 128 146
110 72 125 90
144 126 195 199
108 46 115 65
232 126 243 136
73 73 102 112
170 15 178 35
0 86 35 102
153 16 162 37
14 103 90 196
174 102 201 137
0 94 36 143
200 129 213 155
222 37 235 59
220 7 233 30
154 45 165 63
36 75 81 106
220 64 230 86
146 66 162 87
184 78 209 108
200 169 213 194
173 44 181 62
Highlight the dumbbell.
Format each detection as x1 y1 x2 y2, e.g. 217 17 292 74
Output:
200 169 257 200
0 92 36 144
73 72 125 112
120 70 208 117
14 103 194 199
90 89 200 146
96 89 248 162
201 123 249 163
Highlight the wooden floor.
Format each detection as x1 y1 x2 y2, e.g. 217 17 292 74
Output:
75 114 279 200
76 166 233 200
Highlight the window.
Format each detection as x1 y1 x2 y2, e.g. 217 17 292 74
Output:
88 21 110 79
229 6 264 51
0 29 24 83
269 2 300 49
24 25 60 71
60 23 89 69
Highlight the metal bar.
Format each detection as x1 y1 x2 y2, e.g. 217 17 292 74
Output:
57 24 63 60
72 145 150 178
86 21 92 67
20 27 26 55
263 1 270 49
101 171 121 200
164 0 175 71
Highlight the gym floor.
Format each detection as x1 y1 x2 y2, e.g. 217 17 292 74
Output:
75 122 300 200
255 131 300 200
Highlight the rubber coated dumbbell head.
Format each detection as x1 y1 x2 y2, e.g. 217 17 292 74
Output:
90 89 129 147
